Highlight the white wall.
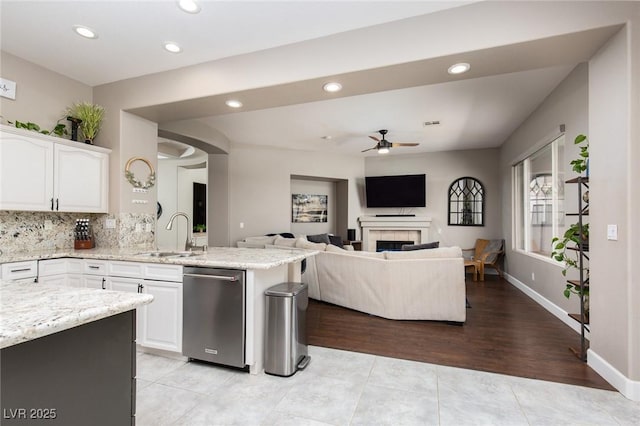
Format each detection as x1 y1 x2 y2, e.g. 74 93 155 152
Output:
0 51 92 131
229 144 364 244
290 179 336 236
156 159 207 250
589 24 639 384
365 148 501 249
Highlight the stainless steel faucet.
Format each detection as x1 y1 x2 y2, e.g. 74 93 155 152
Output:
165 212 207 252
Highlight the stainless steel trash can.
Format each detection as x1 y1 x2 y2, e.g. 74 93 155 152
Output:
264 282 310 376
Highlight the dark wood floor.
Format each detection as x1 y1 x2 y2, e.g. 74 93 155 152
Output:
307 275 614 390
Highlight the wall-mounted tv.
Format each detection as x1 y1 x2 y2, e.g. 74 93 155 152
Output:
365 174 426 208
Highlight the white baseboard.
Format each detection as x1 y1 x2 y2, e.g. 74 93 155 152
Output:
588 349 640 401
504 273 587 337
504 273 640 401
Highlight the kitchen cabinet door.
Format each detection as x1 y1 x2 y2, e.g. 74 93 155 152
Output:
108 276 144 341
38 274 68 287
140 280 182 353
54 144 108 213
83 275 108 290
0 132 54 211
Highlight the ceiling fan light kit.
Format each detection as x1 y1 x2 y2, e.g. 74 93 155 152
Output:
362 129 419 154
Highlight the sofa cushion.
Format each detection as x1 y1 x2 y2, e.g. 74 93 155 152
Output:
273 235 301 247
307 233 331 244
401 241 440 251
296 239 327 251
244 235 277 245
325 244 386 259
385 246 462 260
237 241 269 248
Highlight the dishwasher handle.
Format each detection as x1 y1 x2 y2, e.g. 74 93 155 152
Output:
183 273 239 282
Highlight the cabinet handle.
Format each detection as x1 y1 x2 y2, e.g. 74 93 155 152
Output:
56 198 59 211
50 198 54 210
137 283 144 293
10 268 32 273
88 265 100 269
101 278 106 290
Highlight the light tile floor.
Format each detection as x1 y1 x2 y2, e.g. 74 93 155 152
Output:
136 346 640 426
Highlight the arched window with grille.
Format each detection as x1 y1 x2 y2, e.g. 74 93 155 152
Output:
448 177 485 226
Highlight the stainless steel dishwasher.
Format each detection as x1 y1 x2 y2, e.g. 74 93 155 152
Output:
182 267 246 369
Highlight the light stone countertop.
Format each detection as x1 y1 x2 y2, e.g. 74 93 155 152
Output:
0 279 153 349
0 246 317 270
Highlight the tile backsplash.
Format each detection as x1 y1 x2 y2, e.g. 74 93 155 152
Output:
0 211 155 254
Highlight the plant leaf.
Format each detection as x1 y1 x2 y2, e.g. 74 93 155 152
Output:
575 134 587 144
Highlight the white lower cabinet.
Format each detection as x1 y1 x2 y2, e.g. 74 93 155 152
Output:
38 259 83 287
140 280 183 353
35 257 183 353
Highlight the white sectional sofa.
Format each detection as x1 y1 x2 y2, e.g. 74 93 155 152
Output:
237 235 466 323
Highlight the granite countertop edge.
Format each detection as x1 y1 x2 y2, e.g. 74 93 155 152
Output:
0 247 318 270
0 281 153 349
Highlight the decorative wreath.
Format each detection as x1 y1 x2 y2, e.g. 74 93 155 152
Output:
125 157 156 189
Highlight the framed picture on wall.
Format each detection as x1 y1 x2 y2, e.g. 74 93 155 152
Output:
292 194 328 223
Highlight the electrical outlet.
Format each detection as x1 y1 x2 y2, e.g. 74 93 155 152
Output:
135 223 142 233
531 272 535 281
105 218 116 229
607 224 618 241
240 222 244 229
44 220 53 230
145 223 153 232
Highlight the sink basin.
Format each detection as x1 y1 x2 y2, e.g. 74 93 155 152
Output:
138 251 200 258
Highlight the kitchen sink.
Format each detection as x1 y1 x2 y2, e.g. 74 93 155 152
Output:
137 251 201 258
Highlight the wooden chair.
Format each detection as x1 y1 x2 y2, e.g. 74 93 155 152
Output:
462 239 505 281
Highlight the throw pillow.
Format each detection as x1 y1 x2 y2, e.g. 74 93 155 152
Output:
401 241 440 251
273 235 299 247
307 233 331 244
328 234 344 248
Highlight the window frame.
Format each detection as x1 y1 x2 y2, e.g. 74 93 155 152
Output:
512 134 564 258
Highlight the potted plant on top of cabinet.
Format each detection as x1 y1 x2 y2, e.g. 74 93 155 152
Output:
66 102 105 144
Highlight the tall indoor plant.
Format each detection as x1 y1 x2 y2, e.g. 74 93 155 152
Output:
66 102 105 144
551 134 589 309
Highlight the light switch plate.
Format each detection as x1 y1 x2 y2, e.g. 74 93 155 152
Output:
105 218 116 229
607 224 618 241
44 220 53 230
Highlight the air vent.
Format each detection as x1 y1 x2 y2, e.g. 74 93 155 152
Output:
423 121 441 126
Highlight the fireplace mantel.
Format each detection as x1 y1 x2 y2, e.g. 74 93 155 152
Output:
358 216 432 251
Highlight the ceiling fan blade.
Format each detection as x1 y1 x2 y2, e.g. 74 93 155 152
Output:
392 142 420 147
369 135 381 142
361 146 378 153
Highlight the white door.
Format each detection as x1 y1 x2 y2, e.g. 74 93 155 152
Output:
0 132 54 211
109 276 144 341
83 275 108 290
54 144 108 212
140 280 182 353
38 274 68 287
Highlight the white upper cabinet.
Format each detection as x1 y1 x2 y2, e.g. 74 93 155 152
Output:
0 125 110 213
54 143 108 212
0 131 54 211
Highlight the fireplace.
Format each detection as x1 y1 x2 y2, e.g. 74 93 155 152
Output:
376 240 413 252
359 216 432 252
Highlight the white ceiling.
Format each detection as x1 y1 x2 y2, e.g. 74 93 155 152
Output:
0 0 473 86
0 1 616 155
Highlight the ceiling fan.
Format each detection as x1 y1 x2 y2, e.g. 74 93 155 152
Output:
362 129 419 154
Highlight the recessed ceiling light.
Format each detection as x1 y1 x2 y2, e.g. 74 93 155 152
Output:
225 99 243 108
177 0 201 14
323 82 342 93
163 42 182 53
448 63 470 75
73 25 98 39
